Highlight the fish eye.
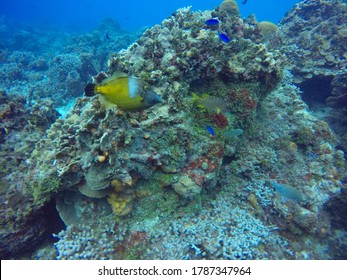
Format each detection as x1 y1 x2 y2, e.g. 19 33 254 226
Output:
144 85 149 90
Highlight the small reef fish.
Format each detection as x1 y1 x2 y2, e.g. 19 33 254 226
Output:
222 128 244 138
206 126 215 136
242 0 248 4
204 18 219 26
85 72 163 111
272 182 305 202
219 33 231 43
192 93 227 113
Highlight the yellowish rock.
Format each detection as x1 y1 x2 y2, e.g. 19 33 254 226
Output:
173 176 201 197
107 193 133 216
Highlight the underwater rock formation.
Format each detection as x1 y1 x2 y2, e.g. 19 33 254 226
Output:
280 0 346 84
280 0 347 149
1 1 346 260
109 6 283 94
0 91 61 258
50 71 346 259
0 3 284 259
27 4 285 216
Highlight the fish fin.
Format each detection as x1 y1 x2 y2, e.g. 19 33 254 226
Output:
192 93 200 102
111 71 128 79
85 84 96 96
201 93 210 100
98 95 116 109
192 93 209 111
100 72 128 85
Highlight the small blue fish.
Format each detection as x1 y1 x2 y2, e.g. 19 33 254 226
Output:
219 33 231 43
206 126 215 136
205 18 219 26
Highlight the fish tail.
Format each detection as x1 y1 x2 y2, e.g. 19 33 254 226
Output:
192 93 200 102
85 83 96 97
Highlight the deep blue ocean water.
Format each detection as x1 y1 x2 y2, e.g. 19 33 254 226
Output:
1 0 301 32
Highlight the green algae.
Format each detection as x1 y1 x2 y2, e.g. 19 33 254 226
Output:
152 127 187 170
133 175 180 221
32 175 61 204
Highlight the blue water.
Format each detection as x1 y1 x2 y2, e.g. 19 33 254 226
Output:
1 0 300 32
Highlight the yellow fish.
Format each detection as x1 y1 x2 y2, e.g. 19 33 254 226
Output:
192 93 226 113
85 72 162 111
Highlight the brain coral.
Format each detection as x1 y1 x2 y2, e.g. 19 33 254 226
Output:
258 21 278 39
218 0 240 17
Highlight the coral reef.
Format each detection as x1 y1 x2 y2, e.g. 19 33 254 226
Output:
0 91 59 179
109 6 284 98
1 1 346 260
47 7 345 259
146 201 291 259
53 197 291 260
25 3 287 210
218 0 240 18
9 3 286 259
257 21 282 50
280 0 346 83
217 71 345 259
0 18 142 110
0 91 62 258
53 223 122 260
280 0 347 150
258 21 278 39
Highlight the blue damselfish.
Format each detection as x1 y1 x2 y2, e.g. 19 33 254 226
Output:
205 18 219 26
219 33 231 43
206 126 215 135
